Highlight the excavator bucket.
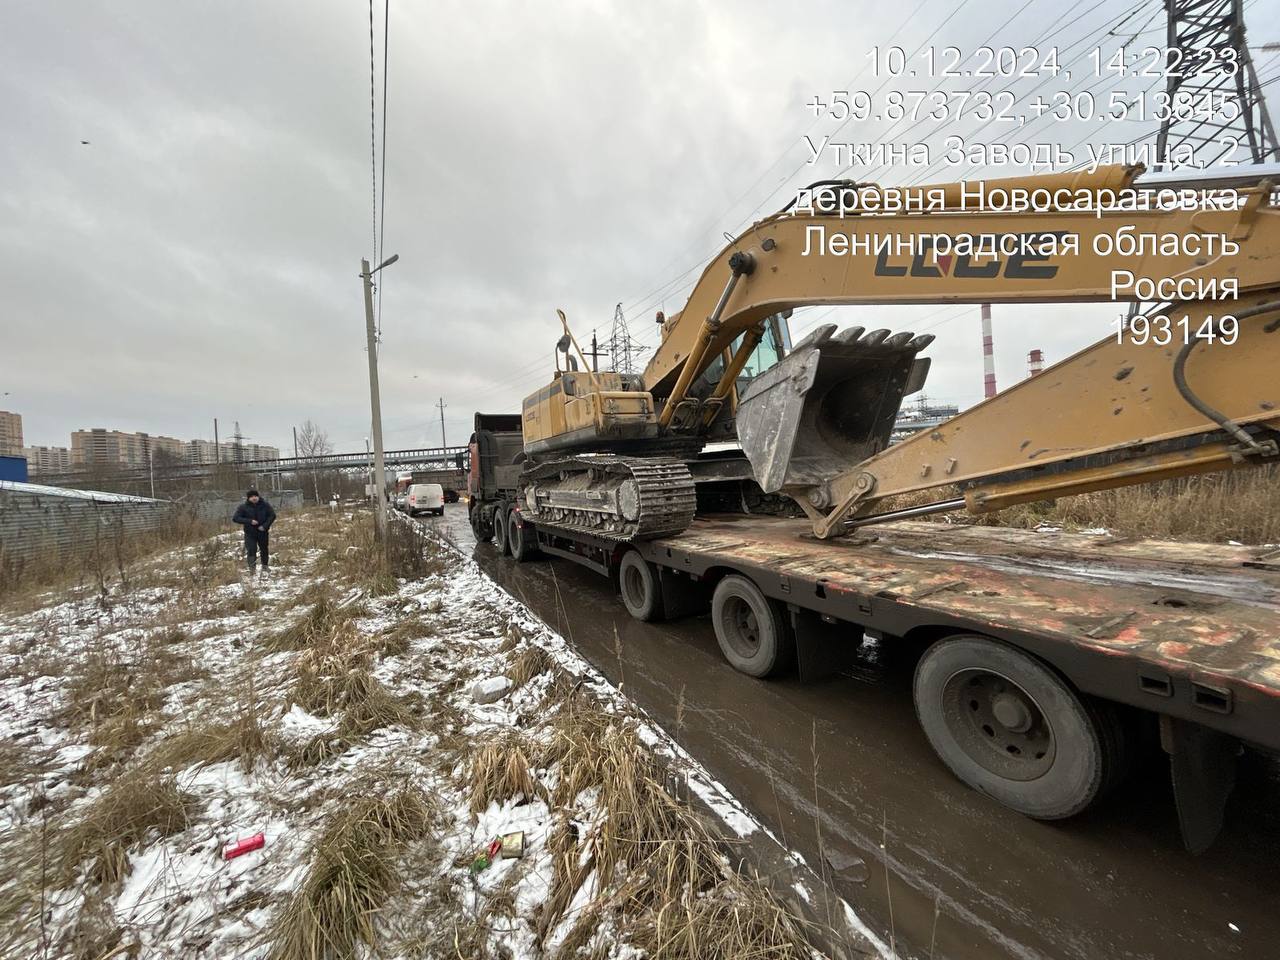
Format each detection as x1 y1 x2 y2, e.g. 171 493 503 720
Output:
737 324 934 494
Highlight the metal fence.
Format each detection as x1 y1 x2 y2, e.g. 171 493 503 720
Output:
182 490 304 524
0 484 305 566
0 482 174 566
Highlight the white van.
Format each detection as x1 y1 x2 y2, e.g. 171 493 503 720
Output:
406 483 445 516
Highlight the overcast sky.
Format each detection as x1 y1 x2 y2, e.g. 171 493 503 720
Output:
3 0 1279 455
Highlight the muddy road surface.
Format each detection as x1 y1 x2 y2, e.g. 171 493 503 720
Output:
420 504 1280 960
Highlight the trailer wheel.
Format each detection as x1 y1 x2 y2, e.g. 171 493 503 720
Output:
618 551 662 622
508 511 538 561
492 503 509 555
711 575 790 678
913 635 1124 820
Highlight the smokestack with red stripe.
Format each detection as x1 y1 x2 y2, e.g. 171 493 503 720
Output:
1027 348 1044 378
980 303 997 398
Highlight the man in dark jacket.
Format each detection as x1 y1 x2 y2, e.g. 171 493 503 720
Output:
232 488 277 575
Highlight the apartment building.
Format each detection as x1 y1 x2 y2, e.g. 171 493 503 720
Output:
185 439 281 464
0 410 23 456
22 445 73 474
71 428 185 467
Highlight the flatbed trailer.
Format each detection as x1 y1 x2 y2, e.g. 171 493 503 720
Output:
491 506 1280 852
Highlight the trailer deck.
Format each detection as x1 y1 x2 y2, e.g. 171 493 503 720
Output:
632 515 1280 749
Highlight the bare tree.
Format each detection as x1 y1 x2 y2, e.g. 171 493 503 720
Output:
296 420 332 504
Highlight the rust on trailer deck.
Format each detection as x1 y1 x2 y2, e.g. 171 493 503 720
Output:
642 515 1280 746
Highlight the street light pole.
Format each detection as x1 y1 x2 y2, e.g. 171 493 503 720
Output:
361 254 397 538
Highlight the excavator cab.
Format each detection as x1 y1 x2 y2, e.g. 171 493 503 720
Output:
691 312 794 439
736 322 934 494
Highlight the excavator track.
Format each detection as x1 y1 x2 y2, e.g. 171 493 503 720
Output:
521 456 697 542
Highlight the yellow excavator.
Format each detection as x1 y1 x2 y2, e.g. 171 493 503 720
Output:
518 163 1280 541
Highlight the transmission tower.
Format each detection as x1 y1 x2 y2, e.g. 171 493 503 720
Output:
1156 0 1278 166
607 303 648 375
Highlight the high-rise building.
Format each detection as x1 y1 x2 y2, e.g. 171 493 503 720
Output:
71 428 185 467
243 443 281 461
185 439 280 464
0 410 23 456
22 446 72 474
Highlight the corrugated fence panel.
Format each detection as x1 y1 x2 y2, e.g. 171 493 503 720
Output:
0 489 305 565
0 491 174 565
185 490 304 524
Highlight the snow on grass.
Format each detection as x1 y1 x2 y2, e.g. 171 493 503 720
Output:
0 510 863 959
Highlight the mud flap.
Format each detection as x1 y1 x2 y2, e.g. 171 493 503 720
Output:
789 607 858 684
1160 716 1240 854
737 324 933 494
656 566 711 620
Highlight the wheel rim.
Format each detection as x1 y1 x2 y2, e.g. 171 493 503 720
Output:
940 668 1056 781
509 518 521 553
719 596 761 659
622 563 646 609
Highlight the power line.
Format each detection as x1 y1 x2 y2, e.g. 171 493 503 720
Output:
622 0 1154 340
376 0 390 338
613 0 936 319
367 0 379 268
619 0 1067 338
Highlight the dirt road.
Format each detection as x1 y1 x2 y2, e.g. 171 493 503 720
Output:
423 504 1280 960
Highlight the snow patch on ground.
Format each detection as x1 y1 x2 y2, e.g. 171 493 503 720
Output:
0 512 882 958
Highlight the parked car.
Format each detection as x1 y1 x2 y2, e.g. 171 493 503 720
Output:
393 493 408 512
406 482 445 517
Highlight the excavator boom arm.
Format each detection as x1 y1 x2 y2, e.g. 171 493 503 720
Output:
637 165 1280 537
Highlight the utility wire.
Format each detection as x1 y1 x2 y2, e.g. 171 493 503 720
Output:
620 0 1065 338
621 0 1149 333
376 0 390 338
614 0 935 319
368 0 379 274
473 0 1161 412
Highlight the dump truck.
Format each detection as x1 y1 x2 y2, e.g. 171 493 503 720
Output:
465 164 1280 850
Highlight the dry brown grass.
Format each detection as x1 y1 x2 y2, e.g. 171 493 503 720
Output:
507 644 553 690
270 783 436 960
55 633 204 774
387 870 522 960
375 615 436 659
467 736 542 816
0 507 221 614
532 704 816 959
268 594 367 654
629 883 815 960
883 464 1280 544
56 770 197 886
316 514 449 596
996 467 1280 543
54 897 137 960
146 705 272 775
292 645 412 729
284 604 416 759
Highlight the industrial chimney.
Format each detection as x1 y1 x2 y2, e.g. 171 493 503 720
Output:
1027 348 1044 378
980 304 996 398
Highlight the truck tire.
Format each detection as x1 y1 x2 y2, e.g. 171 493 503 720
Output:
508 510 538 561
470 504 493 543
711 575 790 678
618 551 662 622
492 503 509 555
913 635 1126 820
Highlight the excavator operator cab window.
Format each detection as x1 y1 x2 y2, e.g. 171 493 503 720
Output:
695 312 794 397
738 313 792 380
